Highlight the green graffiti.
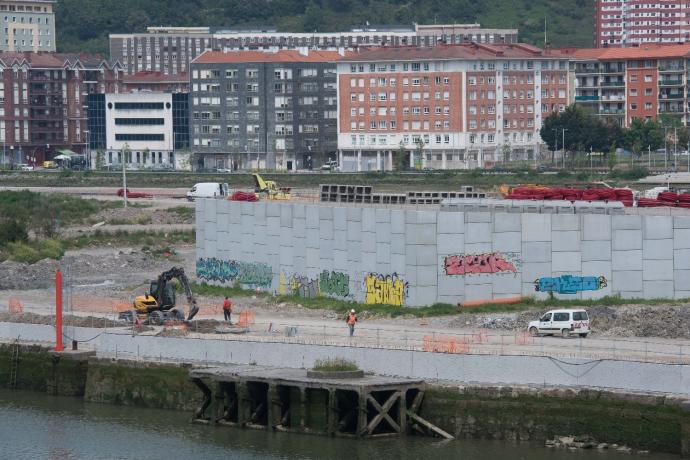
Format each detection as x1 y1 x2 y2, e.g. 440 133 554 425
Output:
196 258 272 288
319 271 350 298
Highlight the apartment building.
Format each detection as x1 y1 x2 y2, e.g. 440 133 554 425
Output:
0 0 55 52
595 0 690 47
110 24 518 76
87 92 190 170
336 44 569 171
568 44 690 126
0 52 122 166
189 49 340 171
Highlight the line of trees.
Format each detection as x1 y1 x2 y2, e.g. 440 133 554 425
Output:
540 105 690 161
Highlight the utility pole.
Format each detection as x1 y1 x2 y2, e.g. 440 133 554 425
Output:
552 128 558 165
674 126 678 169
122 144 128 208
561 128 568 169
648 145 651 168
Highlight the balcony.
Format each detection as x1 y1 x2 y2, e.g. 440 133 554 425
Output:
600 94 625 101
599 109 625 115
659 79 684 86
659 93 684 100
575 95 599 101
659 66 684 72
601 81 625 87
659 106 685 113
601 67 625 74
576 67 600 74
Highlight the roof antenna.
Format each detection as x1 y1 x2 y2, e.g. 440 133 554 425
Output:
544 17 547 46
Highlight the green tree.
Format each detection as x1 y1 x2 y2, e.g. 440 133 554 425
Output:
607 142 617 171
395 142 407 171
95 150 105 170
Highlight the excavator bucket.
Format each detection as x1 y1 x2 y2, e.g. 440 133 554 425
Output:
187 301 199 321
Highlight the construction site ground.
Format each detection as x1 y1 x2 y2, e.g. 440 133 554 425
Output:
2 243 690 365
1 187 690 365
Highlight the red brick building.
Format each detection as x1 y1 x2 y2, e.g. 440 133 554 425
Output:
336 44 569 170
567 44 690 127
595 0 690 48
0 52 122 166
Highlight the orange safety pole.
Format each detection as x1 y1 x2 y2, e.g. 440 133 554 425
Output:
55 269 64 352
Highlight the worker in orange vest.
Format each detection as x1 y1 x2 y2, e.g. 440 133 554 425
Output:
222 296 233 323
346 309 357 337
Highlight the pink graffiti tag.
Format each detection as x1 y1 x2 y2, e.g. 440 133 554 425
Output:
444 252 517 276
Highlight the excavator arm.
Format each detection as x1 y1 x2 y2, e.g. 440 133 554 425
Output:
155 267 200 321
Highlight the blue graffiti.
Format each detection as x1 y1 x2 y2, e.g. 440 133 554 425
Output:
196 258 272 288
535 275 607 294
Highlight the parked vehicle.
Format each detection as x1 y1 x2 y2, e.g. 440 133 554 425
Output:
186 182 230 201
527 309 590 338
320 160 339 171
17 164 34 171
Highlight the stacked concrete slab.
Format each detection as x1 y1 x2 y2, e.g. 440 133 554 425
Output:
197 199 688 306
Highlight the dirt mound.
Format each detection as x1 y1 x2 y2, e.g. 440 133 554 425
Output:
0 312 125 328
449 304 690 339
0 259 59 290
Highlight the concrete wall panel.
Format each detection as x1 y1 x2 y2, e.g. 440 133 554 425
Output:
198 202 690 306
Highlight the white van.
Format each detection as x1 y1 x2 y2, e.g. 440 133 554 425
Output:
527 309 590 338
187 182 229 201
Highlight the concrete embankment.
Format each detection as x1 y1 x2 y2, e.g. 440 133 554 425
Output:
0 343 688 455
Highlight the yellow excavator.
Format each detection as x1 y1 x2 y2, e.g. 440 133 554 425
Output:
120 267 199 325
253 173 291 200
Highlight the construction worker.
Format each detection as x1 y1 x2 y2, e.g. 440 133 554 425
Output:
222 296 233 323
346 309 357 337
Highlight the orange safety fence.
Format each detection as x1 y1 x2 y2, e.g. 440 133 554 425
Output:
423 335 470 354
515 332 535 345
471 329 488 344
8 298 23 314
237 311 256 328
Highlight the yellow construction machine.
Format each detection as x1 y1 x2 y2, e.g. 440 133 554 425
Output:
120 267 199 325
253 173 291 200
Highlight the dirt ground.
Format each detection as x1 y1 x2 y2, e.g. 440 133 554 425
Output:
2 243 690 339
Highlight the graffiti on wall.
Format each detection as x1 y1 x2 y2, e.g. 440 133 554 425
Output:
279 271 350 299
535 275 607 295
319 270 350 298
444 252 521 276
365 273 408 306
196 258 272 288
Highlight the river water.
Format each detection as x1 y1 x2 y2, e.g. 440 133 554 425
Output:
0 390 678 460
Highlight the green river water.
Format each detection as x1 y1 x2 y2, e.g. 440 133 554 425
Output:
0 390 678 460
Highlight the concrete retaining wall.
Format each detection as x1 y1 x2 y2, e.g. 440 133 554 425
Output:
3 323 689 395
196 200 690 306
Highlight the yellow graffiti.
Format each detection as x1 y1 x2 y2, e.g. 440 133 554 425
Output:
279 272 288 296
365 273 407 306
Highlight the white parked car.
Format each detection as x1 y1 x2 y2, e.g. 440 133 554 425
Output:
18 164 34 171
528 309 590 338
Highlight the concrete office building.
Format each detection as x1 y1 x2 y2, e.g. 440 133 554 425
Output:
0 0 55 52
336 43 570 171
110 24 518 76
189 49 340 171
87 92 191 170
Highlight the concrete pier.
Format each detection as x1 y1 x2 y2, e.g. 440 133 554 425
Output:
190 365 425 438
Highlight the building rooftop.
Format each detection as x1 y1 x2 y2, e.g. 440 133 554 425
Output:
0 52 119 69
338 43 566 62
562 44 690 61
192 49 344 64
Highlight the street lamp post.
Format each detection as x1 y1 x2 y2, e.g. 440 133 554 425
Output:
552 128 558 165
121 143 128 209
561 128 568 169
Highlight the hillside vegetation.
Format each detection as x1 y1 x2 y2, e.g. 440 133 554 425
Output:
55 0 594 55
